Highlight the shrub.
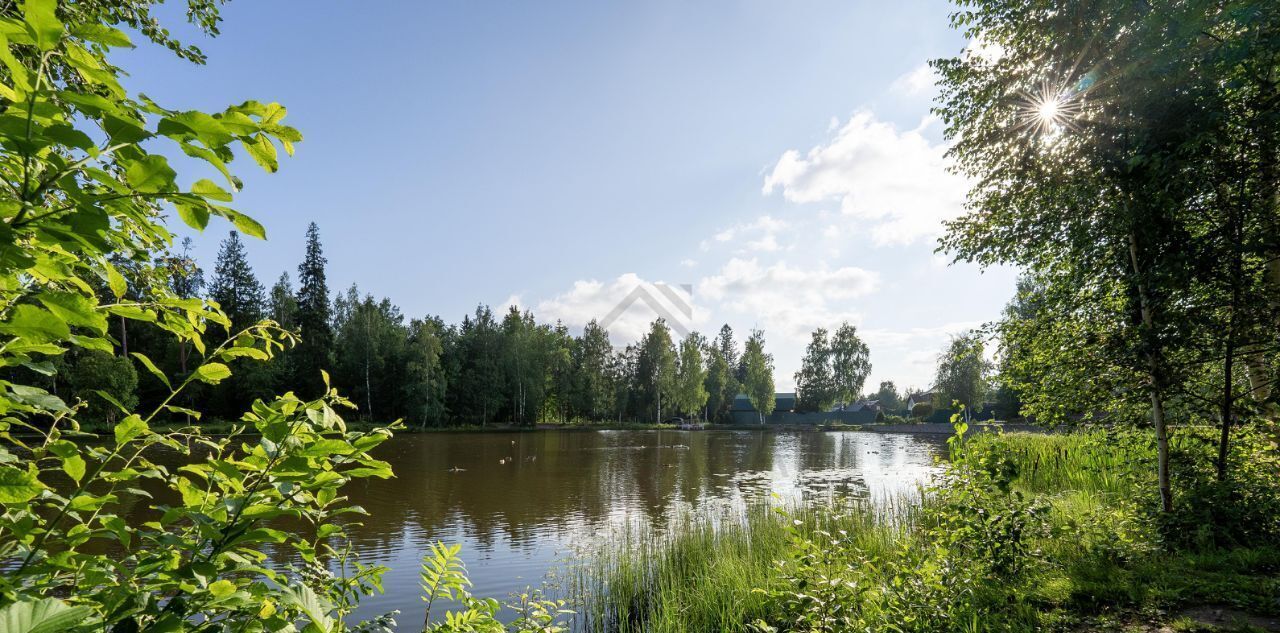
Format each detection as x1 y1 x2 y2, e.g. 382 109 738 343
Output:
61 350 139 427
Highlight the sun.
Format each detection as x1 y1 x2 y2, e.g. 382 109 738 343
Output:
1037 97 1061 125
1018 82 1080 136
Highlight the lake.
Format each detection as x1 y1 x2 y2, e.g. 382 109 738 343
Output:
336 429 946 628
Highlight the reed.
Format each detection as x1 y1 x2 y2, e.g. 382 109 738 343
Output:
569 497 922 633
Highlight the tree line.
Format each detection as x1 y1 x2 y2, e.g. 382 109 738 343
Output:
36 225 800 428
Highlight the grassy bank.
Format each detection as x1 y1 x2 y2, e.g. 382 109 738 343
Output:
570 427 1280 632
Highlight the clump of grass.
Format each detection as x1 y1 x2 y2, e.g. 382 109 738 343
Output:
569 500 918 633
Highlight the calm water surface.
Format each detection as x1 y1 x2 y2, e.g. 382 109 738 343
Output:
336 429 945 627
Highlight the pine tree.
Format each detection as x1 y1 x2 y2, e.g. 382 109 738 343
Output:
207 231 265 335
294 222 334 396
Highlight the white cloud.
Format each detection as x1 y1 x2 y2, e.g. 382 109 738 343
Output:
704 215 791 254
535 274 707 344
762 111 969 245
861 320 987 390
745 234 780 252
890 63 936 97
698 258 878 339
680 258 698 268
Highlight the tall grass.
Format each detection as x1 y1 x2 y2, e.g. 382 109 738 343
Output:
962 430 1149 496
569 498 923 633
568 429 1280 632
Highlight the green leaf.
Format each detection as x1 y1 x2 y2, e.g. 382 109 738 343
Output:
22 0 62 51
0 304 70 343
124 155 177 193
70 23 133 48
61 454 85 484
0 597 92 633
37 292 107 335
193 362 231 384
9 384 68 412
213 208 267 240
0 466 43 503
208 579 236 599
68 492 114 511
103 261 127 299
113 414 148 447
242 134 278 172
278 583 335 631
298 439 355 458
191 179 233 202
174 201 210 231
130 352 172 389
92 389 129 414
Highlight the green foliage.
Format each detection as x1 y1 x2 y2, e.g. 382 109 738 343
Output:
674 332 708 419
703 324 740 423
910 402 933 419
59 349 137 426
873 381 902 411
294 221 334 398
932 331 990 417
828 323 870 409
419 541 572 633
578 428 1280 632
636 319 678 423
742 329 775 423
794 328 834 413
0 2 415 630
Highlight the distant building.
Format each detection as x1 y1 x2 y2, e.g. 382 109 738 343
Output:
730 392 796 424
829 399 881 413
905 391 935 412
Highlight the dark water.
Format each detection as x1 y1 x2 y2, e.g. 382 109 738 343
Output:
334 429 946 627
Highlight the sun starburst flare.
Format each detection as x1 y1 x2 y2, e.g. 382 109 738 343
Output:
1017 81 1083 136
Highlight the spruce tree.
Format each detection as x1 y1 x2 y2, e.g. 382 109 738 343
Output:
269 272 299 330
207 231 265 335
294 222 334 396
206 231 271 419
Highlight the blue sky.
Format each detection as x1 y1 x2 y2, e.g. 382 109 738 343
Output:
119 0 1017 392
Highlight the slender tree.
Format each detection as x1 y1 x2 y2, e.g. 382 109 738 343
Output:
294 222 334 396
934 331 991 422
637 319 678 423
742 329 776 424
675 333 708 419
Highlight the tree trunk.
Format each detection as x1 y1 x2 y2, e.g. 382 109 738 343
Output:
1129 232 1173 513
1218 199 1244 482
1253 79 1280 403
